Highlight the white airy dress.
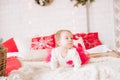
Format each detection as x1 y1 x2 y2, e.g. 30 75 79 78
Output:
50 48 81 71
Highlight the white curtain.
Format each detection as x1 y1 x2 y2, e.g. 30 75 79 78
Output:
113 0 120 50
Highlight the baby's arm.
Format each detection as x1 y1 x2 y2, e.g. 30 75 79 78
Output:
50 49 59 70
72 49 82 71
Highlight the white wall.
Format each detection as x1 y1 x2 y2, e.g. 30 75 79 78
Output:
89 0 115 49
0 0 87 37
0 0 115 49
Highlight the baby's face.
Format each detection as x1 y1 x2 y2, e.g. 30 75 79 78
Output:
59 31 73 49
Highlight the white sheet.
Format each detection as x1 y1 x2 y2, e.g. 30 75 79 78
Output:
1 57 120 80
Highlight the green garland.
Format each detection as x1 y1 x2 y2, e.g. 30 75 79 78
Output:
71 0 94 7
35 0 95 7
35 0 50 6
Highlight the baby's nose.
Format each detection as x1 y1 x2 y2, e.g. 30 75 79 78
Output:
69 39 73 42
68 39 72 41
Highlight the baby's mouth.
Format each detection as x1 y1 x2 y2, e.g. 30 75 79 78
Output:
69 43 73 45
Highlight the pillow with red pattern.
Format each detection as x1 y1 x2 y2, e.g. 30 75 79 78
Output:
6 56 21 76
22 49 48 61
73 33 86 40
2 38 19 52
73 37 86 50
82 32 102 49
31 34 55 50
74 43 90 65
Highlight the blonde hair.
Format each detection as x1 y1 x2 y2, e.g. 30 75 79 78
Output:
55 29 72 47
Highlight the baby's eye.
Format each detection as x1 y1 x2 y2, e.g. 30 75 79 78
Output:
65 37 69 39
71 38 73 40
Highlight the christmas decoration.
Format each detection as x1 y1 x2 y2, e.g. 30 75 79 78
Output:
35 0 53 6
70 0 94 7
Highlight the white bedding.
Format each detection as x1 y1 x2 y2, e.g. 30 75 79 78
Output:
1 56 120 80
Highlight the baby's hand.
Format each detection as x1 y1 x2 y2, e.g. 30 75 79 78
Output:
56 67 65 73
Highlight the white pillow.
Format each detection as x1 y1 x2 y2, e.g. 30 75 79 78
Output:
7 52 22 58
21 49 48 61
14 36 48 61
14 36 30 53
86 45 112 53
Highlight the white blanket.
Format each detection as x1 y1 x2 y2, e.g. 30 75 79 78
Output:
1 57 120 80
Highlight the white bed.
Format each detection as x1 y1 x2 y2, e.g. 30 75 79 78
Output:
1 53 120 80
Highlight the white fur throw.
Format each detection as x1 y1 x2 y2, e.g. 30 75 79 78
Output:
0 57 120 80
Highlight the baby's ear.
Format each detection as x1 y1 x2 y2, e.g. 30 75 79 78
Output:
57 40 60 44
56 41 60 46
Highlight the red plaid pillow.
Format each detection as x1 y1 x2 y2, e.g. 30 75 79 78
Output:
31 34 55 50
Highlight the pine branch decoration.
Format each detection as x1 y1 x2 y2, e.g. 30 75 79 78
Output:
35 0 51 6
71 0 95 7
